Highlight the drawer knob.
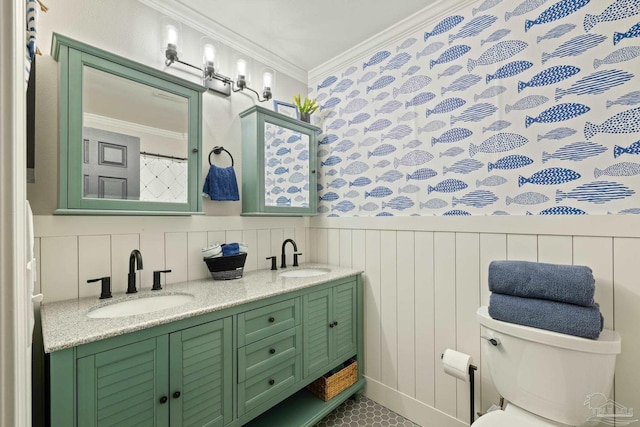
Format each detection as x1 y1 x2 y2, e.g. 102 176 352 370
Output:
173 391 181 399
268 316 275 323
269 348 276 354
269 379 275 386
329 322 334 328
333 321 339 327
159 396 168 404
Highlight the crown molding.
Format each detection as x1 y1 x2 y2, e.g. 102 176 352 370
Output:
308 0 477 83
83 113 187 141
138 0 307 83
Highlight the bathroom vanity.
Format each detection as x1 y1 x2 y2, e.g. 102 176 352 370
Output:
41 265 363 427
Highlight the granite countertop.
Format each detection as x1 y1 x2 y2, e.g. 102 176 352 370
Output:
41 263 362 354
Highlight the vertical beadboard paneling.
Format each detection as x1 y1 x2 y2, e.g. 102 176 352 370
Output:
455 233 480 422
165 232 188 284
242 229 258 272
187 232 209 281
414 231 435 406
537 235 572 264
507 234 537 261
339 229 352 268
351 230 366 272
270 228 284 258
574 237 614 330
316 228 328 264
41 236 78 302
140 232 165 291
396 231 415 398
613 237 640 414
226 230 243 245
433 232 457 417
111 234 140 294
78 236 111 299
256 229 272 270
379 230 398 390
207 231 226 247
327 229 340 266
294 226 307 265
364 229 382 382
306 227 317 263
34 237 41 294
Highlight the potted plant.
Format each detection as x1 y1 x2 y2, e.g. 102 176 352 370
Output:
293 94 318 123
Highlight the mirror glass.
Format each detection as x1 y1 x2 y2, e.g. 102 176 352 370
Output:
82 66 189 203
263 121 310 208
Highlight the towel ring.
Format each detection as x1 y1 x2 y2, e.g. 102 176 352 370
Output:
209 146 234 167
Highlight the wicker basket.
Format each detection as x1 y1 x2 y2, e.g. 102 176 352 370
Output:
204 252 247 280
306 359 357 401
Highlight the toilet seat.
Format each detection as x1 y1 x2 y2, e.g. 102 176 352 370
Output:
473 409 561 427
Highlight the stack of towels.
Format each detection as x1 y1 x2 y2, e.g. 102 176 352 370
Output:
488 260 604 339
202 242 248 258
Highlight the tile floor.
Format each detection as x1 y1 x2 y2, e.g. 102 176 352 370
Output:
314 395 420 427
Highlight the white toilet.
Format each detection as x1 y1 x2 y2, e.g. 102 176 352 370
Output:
474 306 621 427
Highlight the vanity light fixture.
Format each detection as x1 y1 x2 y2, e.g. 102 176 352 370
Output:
161 17 273 102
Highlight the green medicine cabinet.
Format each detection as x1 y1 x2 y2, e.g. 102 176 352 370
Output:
240 106 320 216
52 33 206 215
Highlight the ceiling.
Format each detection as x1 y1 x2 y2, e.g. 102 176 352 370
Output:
172 0 439 71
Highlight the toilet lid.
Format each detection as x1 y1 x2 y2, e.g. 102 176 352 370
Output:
473 410 542 427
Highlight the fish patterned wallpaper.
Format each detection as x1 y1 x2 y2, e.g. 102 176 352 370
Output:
308 0 640 217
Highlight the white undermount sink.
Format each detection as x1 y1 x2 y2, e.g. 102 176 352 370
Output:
279 268 331 278
87 294 195 319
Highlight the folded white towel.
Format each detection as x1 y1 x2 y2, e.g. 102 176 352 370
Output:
202 244 223 259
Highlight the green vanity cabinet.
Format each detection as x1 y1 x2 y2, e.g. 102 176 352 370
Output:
240 106 320 216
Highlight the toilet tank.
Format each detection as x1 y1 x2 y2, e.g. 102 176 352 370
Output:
477 307 621 426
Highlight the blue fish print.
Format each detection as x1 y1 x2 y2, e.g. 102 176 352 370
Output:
555 69 634 101
363 51 391 70
481 29 512 46
398 112 420 122
340 161 369 176
468 40 528 72
476 175 508 187
483 120 512 132
317 76 338 90
348 113 371 126
270 187 284 195
357 71 377 84
618 208 640 214
327 178 348 189
403 140 422 149
475 85 507 102
420 199 449 209
584 107 640 139
614 140 640 157
537 23 576 43
518 65 580 93
526 103 590 127
405 92 436 108
595 46 640 69
397 37 417 52
608 91 640 108
426 97 466 118
364 119 393 134
594 162 640 178
376 170 404 183
430 45 472 69
556 181 634 204
287 134 301 144
402 66 421 77
326 118 347 130
365 186 393 198
614 22 640 45
276 196 291 206
298 150 310 161
438 65 463 79
537 127 576 141
343 190 360 199
375 100 404 116
382 196 415 211
317 206 330 214
493 211 510 215
346 89 361 99
443 210 472 216
428 178 469 194
288 172 306 183
506 95 550 114
473 0 503 15
376 212 394 217
542 34 606 63
320 97 341 111
330 79 354 96
399 184 421 194
358 137 378 147
488 155 534 171
505 192 550 205
368 143 396 158
420 120 447 133
359 202 380 212
367 76 395 94
320 156 342 167
525 0 590 32
444 158 484 175
333 141 355 153
451 103 498 124
320 192 339 202
325 111 337 119
432 128 473 146
449 15 498 44
585 0 640 31
470 133 529 157
342 66 357 77
332 200 356 213
453 190 498 208
542 141 607 163
393 76 432 98
276 147 291 156
287 186 302 194
382 125 413 141
442 74 482 95
315 93 328 103
486 60 533 83
349 177 372 187
318 134 339 145
267 158 281 167
424 15 465 41
505 0 549 21
539 206 586 215
282 157 295 165
416 42 445 60
440 147 466 157
395 150 434 167
324 169 338 177
374 160 391 168
518 167 581 186
406 168 438 181
340 98 369 115
380 52 411 73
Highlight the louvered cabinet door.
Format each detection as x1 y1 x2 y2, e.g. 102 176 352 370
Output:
77 336 169 427
169 317 232 427
302 288 333 378
332 281 357 361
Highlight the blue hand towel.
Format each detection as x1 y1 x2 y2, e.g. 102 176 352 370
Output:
221 243 240 256
489 293 604 339
488 260 595 307
202 164 239 201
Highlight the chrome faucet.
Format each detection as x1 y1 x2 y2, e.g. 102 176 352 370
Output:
281 239 301 268
127 249 143 294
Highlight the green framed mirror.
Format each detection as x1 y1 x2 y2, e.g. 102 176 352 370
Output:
52 33 206 215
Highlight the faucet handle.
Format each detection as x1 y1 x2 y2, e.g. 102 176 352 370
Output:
266 256 277 271
152 270 172 291
87 277 112 299
293 253 302 267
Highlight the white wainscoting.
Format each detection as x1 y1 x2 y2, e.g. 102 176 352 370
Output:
307 218 640 426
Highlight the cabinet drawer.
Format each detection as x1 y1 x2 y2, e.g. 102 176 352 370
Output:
238 355 300 415
238 326 301 383
237 298 300 346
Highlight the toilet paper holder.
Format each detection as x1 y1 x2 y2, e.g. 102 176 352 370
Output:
441 352 477 425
